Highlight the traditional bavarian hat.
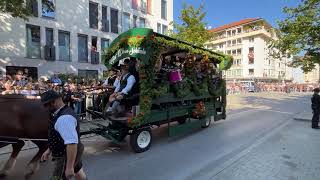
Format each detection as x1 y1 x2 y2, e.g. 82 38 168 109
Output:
40 90 61 105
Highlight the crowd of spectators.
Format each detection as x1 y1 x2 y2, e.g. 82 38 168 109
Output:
227 82 319 94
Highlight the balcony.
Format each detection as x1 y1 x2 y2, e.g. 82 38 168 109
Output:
91 51 100 64
44 45 55 61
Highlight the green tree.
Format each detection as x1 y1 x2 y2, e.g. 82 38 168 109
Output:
170 3 213 47
0 0 31 19
271 0 320 72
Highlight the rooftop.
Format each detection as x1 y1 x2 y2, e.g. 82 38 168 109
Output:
209 18 262 33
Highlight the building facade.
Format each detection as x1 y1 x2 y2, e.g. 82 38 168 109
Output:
304 65 319 83
0 0 173 80
205 18 293 83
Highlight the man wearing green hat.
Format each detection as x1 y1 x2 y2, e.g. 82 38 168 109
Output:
40 90 86 180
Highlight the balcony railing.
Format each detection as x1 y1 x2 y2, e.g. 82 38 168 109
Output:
91 51 100 64
44 45 55 61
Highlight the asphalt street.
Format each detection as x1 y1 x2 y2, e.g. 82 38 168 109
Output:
0 93 312 180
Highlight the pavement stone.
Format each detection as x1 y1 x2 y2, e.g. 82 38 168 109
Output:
210 119 320 180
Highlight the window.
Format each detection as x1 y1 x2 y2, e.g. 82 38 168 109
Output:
123 13 130 32
227 41 231 47
237 28 242 34
111 9 119 33
139 17 146 27
78 70 98 80
219 44 223 48
237 49 242 55
133 15 138 28
237 38 242 44
78 34 88 63
26 24 41 59
102 6 109 32
232 40 236 46
91 36 97 52
89 2 98 29
157 23 161 33
162 25 168 34
161 0 167 20
45 28 55 60
141 0 147 13
91 36 99 64
232 30 236 36
227 31 231 37
248 47 254 64
101 38 109 52
237 59 242 65
58 31 70 61
249 37 254 42
42 0 55 18
45 28 54 46
232 50 236 55
132 0 138 10
227 50 231 55
249 69 254 76
27 0 38 17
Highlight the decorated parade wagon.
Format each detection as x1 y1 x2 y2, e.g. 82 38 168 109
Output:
85 28 233 153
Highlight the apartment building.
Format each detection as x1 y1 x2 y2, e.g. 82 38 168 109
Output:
0 0 173 79
205 18 293 83
304 65 319 83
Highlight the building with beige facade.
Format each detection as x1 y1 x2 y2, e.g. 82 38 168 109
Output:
0 0 173 80
205 18 293 83
304 65 319 83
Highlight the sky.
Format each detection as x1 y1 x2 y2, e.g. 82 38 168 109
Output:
173 0 300 29
173 0 304 83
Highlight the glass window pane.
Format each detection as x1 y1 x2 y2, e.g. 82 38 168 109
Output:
111 9 119 33
162 25 168 34
123 13 130 32
89 2 98 29
102 6 109 32
139 18 145 27
78 35 88 63
58 31 70 61
133 16 137 28
161 0 167 20
26 25 41 58
45 28 54 46
157 23 161 33
42 0 55 18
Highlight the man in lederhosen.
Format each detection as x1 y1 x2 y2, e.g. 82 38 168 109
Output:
106 58 136 115
40 90 87 180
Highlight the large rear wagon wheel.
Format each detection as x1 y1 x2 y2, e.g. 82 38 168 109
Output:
201 117 211 128
130 128 152 153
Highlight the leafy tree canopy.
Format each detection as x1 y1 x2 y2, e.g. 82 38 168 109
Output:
271 0 320 72
169 3 213 47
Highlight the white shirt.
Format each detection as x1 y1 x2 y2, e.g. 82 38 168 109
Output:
114 74 136 95
53 106 78 144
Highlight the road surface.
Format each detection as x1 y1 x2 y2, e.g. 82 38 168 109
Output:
0 93 312 180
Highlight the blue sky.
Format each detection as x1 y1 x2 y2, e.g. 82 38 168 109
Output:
173 0 300 29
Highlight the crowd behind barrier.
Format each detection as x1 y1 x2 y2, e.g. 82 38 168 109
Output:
226 82 319 94
0 72 105 118
1 72 318 115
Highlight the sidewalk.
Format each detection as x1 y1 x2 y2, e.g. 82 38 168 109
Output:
208 119 320 180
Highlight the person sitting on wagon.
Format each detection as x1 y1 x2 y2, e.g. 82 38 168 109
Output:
106 58 136 115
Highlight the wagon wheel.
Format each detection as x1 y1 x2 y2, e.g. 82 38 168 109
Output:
201 117 211 128
130 128 152 153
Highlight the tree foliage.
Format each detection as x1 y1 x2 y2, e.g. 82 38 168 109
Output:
0 0 31 19
271 0 320 72
169 3 213 47
0 0 54 19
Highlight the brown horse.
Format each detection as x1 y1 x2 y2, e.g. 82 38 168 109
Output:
0 94 49 180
